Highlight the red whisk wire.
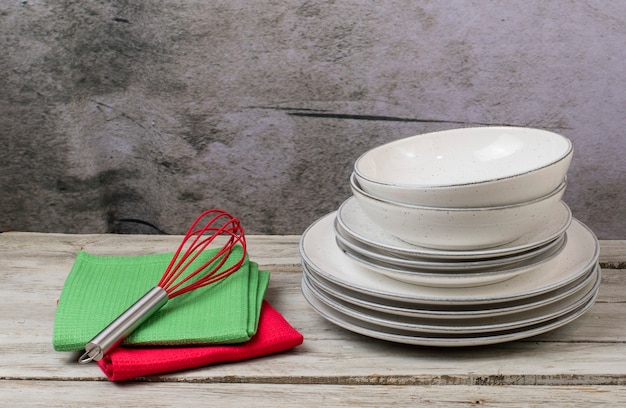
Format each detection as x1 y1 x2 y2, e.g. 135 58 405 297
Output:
157 209 247 299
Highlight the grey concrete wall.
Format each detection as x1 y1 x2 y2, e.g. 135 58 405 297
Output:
1 0 624 238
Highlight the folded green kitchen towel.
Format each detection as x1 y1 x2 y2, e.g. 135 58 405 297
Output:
53 245 269 351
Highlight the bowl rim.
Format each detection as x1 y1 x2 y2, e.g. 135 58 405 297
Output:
354 126 573 190
350 172 568 212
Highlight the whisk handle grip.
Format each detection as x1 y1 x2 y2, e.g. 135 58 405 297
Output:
78 286 169 364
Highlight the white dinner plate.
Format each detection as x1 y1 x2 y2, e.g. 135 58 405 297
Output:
301 275 599 347
303 262 599 320
334 218 567 272
302 267 600 334
300 212 599 305
336 196 572 260
336 232 566 287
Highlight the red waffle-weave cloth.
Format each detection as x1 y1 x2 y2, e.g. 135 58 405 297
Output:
97 301 303 381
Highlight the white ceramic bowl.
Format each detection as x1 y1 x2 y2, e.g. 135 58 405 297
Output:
350 173 567 250
354 126 573 207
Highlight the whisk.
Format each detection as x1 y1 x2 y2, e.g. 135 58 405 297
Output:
78 209 247 364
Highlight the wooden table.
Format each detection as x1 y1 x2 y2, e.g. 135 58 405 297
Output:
1 232 625 406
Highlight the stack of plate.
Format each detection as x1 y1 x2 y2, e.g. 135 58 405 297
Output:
299 128 600 346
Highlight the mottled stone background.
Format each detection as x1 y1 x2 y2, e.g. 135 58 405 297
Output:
1 1 624 238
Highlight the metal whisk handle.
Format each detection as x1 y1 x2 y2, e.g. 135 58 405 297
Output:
78 286 169 364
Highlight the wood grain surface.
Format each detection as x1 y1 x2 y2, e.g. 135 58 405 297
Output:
1 232 625 406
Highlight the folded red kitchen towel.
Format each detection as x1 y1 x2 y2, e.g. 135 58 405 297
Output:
97 301 303 381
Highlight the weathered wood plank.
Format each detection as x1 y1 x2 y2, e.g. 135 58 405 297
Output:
1 381 626 407
1 265 625 384
599 240 626 268
0 232 625 389
0 232 304 267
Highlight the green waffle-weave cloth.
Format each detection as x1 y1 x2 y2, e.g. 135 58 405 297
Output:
53 245 269 351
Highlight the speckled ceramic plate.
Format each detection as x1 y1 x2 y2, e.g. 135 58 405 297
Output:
303 262 599 320
336 196 572 260
300 272 599 347
334 217 567 272
301 267 599 334
335 233 566 287
300 212 598 305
